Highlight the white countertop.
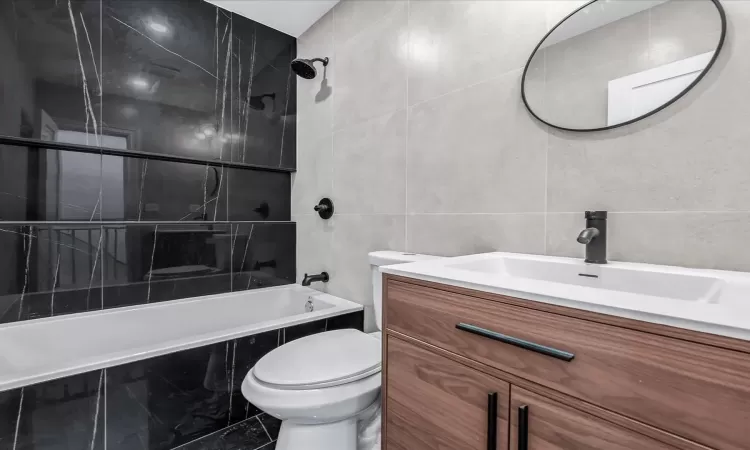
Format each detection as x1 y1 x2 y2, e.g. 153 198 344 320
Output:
381 252 750 342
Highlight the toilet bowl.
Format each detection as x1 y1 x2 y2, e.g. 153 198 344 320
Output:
242 329 381 450
241 251 441 450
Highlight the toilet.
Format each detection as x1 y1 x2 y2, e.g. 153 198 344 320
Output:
241 251 440 450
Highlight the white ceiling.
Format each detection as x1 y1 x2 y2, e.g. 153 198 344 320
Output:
205 0 340 37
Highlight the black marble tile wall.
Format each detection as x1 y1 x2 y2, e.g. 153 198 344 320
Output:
0 0 304 448
0 0 296 170
0 222 296 324
0 311 364 450
0 145 291 222
0 0 298 324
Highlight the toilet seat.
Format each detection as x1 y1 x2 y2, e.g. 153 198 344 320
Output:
254 329 381 390
242 368 381 425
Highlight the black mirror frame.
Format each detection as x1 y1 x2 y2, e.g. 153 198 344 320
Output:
520 0 727 132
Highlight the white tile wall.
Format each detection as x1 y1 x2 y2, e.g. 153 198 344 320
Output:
294 0 750 325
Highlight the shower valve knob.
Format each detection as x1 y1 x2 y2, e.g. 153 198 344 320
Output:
314 198 334 219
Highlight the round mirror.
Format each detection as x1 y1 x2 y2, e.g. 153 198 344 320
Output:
522 0 726 132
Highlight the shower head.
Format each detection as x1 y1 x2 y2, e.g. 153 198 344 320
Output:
291 57 329 79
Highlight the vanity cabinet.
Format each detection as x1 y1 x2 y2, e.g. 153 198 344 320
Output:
386 336 509 450
382 275 750 450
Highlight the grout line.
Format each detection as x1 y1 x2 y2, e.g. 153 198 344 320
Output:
170 414 265 450
546 211 750 215
0 221 296 226
329 2 409 134
409 212 546 216
4 210 748 225
293 210 750 218
103 368 107 450
543 40 549 256
257 415 273 442
648 7 652 62
0 136 292 174
543 130 549 256
333 1 406 55
332 106 408 136
404 0 410 251
330 126 336 209
398 211 750 216
330 5 337 209
408 66 525 111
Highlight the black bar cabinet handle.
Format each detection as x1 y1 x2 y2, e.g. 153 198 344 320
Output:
487 392 498 450
456 323 575 362
518 405 529 450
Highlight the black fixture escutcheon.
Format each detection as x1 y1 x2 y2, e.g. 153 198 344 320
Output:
314 198 334 219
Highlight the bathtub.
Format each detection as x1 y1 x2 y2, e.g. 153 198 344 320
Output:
0 285 362 392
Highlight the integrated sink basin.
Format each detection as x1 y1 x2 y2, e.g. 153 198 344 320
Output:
380 252 750 341
447 255 723 303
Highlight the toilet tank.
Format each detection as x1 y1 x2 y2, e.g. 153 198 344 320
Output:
369 251 442 331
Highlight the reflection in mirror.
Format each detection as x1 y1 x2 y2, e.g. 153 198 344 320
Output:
522 0 725 131
0 222 296 324
0 0 296 168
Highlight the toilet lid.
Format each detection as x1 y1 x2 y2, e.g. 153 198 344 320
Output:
253 329 382 390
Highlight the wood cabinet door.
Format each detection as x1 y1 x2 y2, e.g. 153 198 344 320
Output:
509 386 677 450
385 335 510 450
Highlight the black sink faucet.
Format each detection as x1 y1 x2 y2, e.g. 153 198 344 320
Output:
577 211 607 264
301 272 329 286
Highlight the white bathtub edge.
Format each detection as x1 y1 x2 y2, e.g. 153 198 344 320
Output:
0 286 363 393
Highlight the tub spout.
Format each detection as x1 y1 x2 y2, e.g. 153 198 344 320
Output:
301 272 329 286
